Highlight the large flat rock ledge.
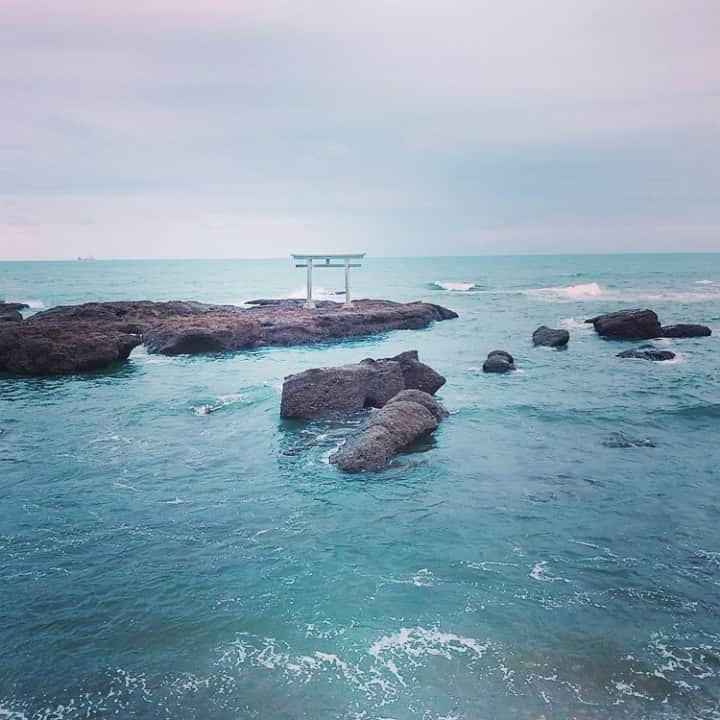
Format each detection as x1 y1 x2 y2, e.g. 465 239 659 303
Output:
0 299 458 376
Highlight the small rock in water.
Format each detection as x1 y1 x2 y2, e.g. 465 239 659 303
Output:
482 350 515 373
603 432 656 448
617 346 675 361
586 309 661 339
660 324 712 338
532 325 570 347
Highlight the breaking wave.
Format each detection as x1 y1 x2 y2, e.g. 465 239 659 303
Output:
431 280 480 292
4 298 45 309
524 282 604 300
521 282 720 303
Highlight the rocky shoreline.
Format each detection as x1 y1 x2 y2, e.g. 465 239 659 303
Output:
0 298 458 376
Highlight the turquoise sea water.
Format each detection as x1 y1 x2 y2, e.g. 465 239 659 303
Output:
1 254 719 719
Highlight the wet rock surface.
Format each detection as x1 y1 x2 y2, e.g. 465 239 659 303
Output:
2 299 457 376
532 325 570 347
0 309 23 323
331 392 447 473
586 309 662 340
617 345 676 361
482 350 515 373
0 322 142 376
660 324 712 338
280 351 445 420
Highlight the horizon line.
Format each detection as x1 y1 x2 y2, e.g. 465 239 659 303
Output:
2 250 720 263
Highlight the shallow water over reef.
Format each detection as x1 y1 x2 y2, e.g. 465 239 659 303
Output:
1 254 720 719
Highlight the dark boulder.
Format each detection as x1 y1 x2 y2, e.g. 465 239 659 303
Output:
383 350 446 395
482 350 515 373
0 302 29 312
488 350 514 363
586 309 661 339
661 324 712 338
0 309 23 323
280 351 444 420
332 394 445 473
0 322 141 376
532 325 569 347
617 346 675 362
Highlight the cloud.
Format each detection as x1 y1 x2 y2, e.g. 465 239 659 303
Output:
1 0 719 258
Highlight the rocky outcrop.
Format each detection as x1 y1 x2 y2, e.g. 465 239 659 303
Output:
280 351 445 420
482 350 515 373
143 315 264 354
0 302 26 323
586 309 662 340
660 324 712 338
331 391 447 473
0 309 23 323
388 350 446 395
2 299 457 376
532 325 569 347
0 322 141 376
617 345 675 362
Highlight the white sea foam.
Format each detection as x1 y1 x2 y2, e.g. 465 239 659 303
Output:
384 568 435 587
659 351 685 366
369 627 487 664
113 481 138 492
525 281 603 300
6 298 45 309
529 561 569 582
193 393 247 416
433 280 477 292
696 279 714 284
559 317 593 332
521 281 720 303
289 286 343 302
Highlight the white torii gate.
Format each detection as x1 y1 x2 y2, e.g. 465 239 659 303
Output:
291 253 366 309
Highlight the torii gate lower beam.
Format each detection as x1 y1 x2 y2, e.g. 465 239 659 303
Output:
291 253 366 309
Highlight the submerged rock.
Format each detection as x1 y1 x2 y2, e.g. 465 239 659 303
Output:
586 309 661 340
332 392 446 473
482 350 515 373
280 351 444 420
3 299 457 376
603 432 656 448
617 346 675 362
661 324 712 338
0 322 141 376
532 325 569 347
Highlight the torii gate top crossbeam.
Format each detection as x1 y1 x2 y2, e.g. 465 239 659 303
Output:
291 253 366 309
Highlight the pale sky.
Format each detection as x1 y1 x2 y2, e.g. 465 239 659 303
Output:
1 0 719 260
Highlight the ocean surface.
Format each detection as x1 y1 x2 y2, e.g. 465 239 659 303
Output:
1 254 719 720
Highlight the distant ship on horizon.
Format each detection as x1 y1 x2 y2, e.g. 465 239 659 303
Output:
77 256 96 262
